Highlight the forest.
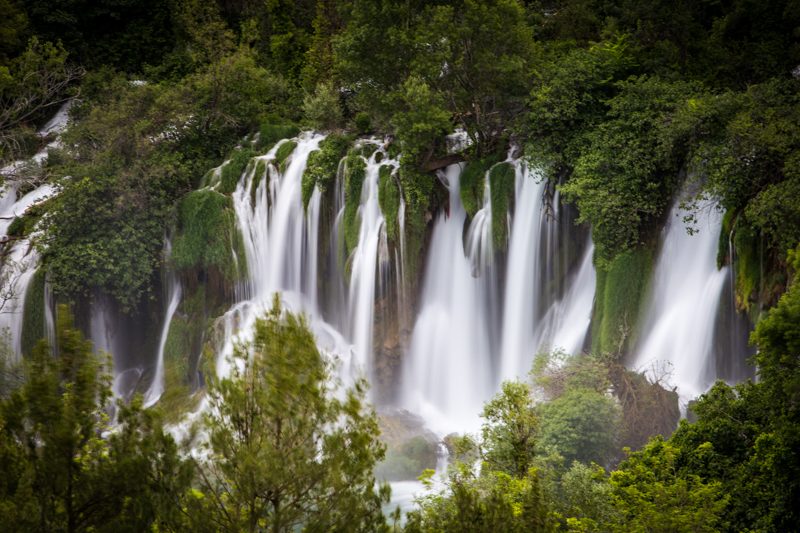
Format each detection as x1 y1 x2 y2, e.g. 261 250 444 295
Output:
0 0 799 531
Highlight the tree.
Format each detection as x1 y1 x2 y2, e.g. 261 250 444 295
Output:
405 380 552 532
0 305 192 532
192 297 390 532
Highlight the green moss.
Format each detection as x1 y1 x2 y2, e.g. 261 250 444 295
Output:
460 154 501 217
732 219 761 317
343 154 367 253
348 142 379 160
274 140 297 173
20 269 46 356
157 314 200 423
399 164 437 282
6 217 25 238
595 246 654 355
256 122 299 152
378 165 401 242
219 147 256 194
302 134 352 209
489 162 515 251
250 159 267 205
717 210 735 269
172 189 245 283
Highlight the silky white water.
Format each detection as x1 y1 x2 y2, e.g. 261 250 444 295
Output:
402 163 494 435
634 200 729 400
143 239 182 408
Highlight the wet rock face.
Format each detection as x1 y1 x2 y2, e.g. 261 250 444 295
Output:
376 408 440 481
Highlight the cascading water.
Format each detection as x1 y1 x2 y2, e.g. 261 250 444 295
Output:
402 163 495 434
0 101 70 360
0 184 56 357
348 146 397 376
633 200 729 400
143 239 182 408
498 162 549 381
403 157 596 434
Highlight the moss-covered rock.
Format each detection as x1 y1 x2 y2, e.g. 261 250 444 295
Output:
172 189 246 286
592 246 654 355
302 133 352 209
250 159 267 205
378 165 401 242
398 164 439 284
376 409 439 481
489 162 515 251
21 269 46 356
274 140 297 173
460 154 501 217
343 154 367 254
219 147 257 194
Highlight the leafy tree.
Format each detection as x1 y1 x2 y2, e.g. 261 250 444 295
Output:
561 76 704 263
192 297 390 532
0 305 192 532
406 381 552 532
0 37 82 171
608 438 728 533
481 381 539 478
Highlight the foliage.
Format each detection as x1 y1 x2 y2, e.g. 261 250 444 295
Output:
378 164 401 242
391 76 451 166
481 381 538 478
561 77 704 264
608 438 728 532
537 389 621 467
0 37 82 171
489 162 515 251
406 380 552 532
592 247 654 355
302 81 343 131
172 189 244 285
302 132 351 209
0 306 192 531
343 153 367 253
193 297 390 532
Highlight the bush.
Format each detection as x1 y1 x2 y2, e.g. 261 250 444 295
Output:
302 81 343 131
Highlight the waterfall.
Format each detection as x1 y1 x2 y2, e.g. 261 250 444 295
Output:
633 200 729 400
402 163 494 434
0 184 56 358
544 242 596 355
499 162 549 381
143 239 182 408
215 134 401 389
348 146 396 375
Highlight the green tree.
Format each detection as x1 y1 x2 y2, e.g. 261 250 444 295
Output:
608 438 728 533
192 297 389 532
0 305 192 532
406 381 552 532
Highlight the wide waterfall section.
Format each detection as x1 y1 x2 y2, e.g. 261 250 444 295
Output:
402 157 597 435
633 200 731 400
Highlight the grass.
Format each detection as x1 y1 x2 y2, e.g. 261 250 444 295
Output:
343 154 367 253
378 165 401 242
489 162 515 251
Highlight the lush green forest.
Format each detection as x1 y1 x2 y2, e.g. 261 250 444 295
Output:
1 0 799 531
